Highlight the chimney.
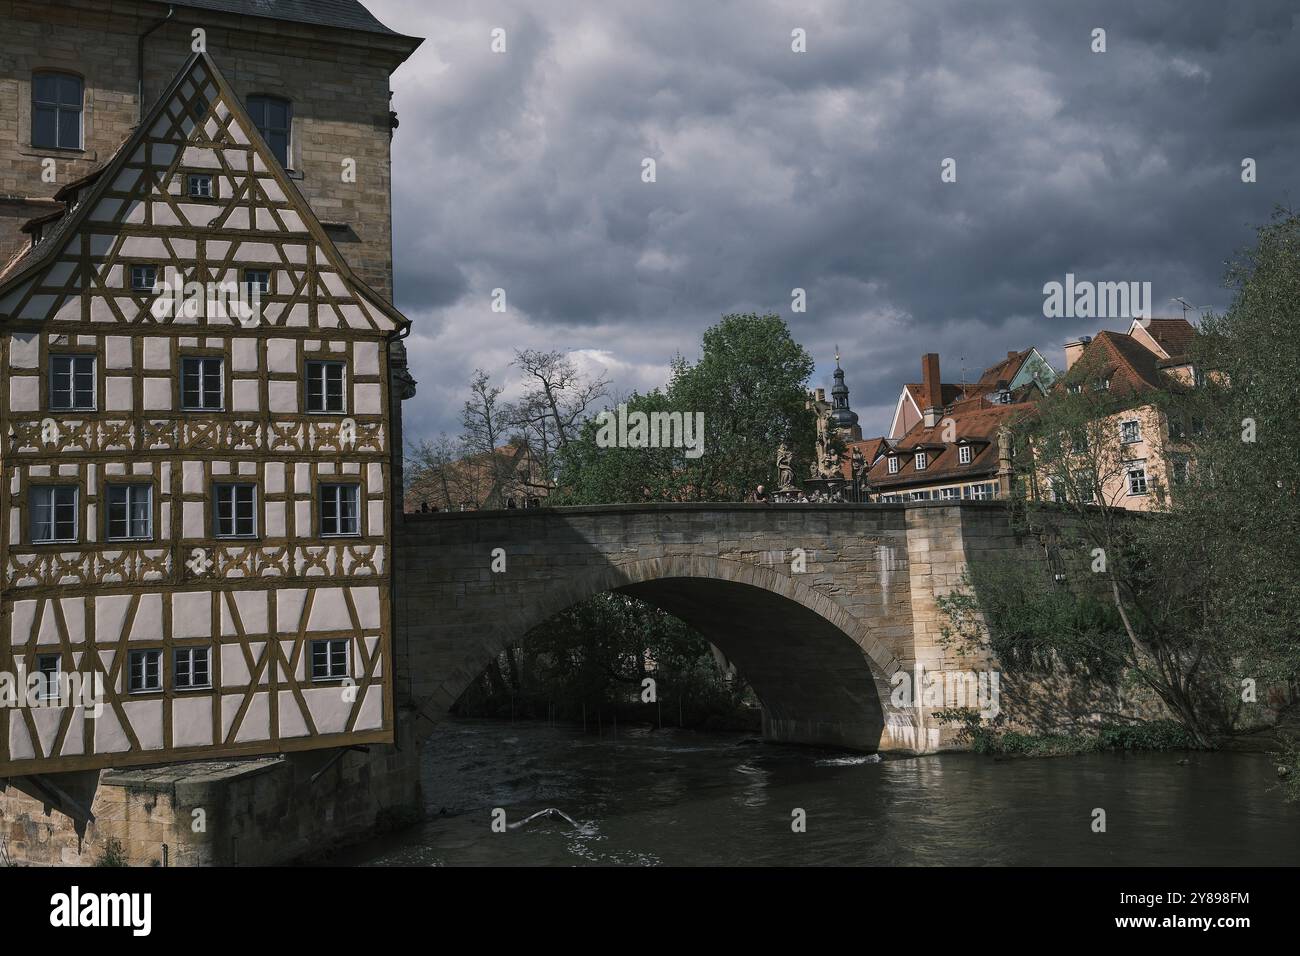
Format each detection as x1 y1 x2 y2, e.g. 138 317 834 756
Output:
1063 335 1092 371
921 352 941 428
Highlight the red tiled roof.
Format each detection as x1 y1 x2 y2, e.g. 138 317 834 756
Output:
1142 317 1195 359
971 349 1031 391
1067 330 1168 396
903 382 966 408
868 396 1028 488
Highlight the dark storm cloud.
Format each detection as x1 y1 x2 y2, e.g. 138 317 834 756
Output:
368 0 1300 441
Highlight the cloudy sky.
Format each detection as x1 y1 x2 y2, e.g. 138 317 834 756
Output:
367 0 1300 444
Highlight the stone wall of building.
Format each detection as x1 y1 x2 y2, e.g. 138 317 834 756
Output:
0 0 413 298
0 711 421 866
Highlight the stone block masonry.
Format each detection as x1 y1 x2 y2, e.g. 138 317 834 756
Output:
0 711 421 866
396 501 1065 754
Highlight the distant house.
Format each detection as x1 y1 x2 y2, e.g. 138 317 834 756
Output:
1034 318 1199 512
886 348 1056 439
865 350 1052 502
406 443 550 512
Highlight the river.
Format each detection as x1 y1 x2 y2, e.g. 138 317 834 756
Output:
340 718 1299 866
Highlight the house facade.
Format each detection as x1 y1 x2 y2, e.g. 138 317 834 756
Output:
0 1 420 776
866 350 1050 502
1037 318 1198 511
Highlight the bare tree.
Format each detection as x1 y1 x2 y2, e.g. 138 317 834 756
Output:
506 349 608 485
458 369 520 506
405 432 468 510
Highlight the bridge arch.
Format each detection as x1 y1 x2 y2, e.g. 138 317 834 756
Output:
413 553 904 752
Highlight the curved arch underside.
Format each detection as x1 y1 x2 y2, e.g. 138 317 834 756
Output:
616 577 887 751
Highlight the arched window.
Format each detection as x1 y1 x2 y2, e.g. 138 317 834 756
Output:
32 71 83 150
246 94 291 167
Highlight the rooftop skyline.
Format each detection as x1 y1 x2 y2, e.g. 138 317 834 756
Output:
369 0 1300 443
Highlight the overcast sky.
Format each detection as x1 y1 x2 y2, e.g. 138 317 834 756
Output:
367 0 1300 444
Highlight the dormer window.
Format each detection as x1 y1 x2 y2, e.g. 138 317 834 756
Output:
958 444 973 465
187 173 214 198
914 452 928 471
887 456 899 474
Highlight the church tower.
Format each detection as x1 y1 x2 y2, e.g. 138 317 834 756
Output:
828 349 862 441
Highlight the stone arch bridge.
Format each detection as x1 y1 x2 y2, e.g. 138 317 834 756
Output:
395 502 1040 754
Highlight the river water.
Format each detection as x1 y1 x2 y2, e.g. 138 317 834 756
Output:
341 718 1299 866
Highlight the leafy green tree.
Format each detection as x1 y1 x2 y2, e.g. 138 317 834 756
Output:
962 210 1300 747
555 312 816 503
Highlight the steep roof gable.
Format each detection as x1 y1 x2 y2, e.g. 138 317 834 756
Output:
1128 317 1195 360
0 51 407 335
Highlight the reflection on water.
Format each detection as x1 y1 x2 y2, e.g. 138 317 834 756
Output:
338 718 1299 866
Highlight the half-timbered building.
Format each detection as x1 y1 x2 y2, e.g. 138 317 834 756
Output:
0 49 411 775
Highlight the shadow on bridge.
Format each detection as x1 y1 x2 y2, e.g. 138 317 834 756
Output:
395 503 938 752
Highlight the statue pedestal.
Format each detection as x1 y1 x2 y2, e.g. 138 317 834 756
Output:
798 477 847 502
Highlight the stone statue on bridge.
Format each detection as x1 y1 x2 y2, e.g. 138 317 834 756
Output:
776 442 796 492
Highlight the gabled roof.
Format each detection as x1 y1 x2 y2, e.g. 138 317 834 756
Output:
0 50 409 334
903 382 966 409
869 395 1028 488
1130 317 1195 360
971 348 1031 391
1067 330 1169 396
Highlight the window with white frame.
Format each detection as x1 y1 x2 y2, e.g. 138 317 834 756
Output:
187 173 213 198
181 356 224 410
213 483 257 538
30 486 78 543
914 451 928 470
130 264 158 292
958 444 973 465
106 484 152 541
1127 463 1148 495
319 483 360 536
310 639 348 681
941 487 961 500
887 456 899 474
174 647 211 690
1119 420 1141 444
305 360 346 413
49 354 95 410
128 649 163 693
